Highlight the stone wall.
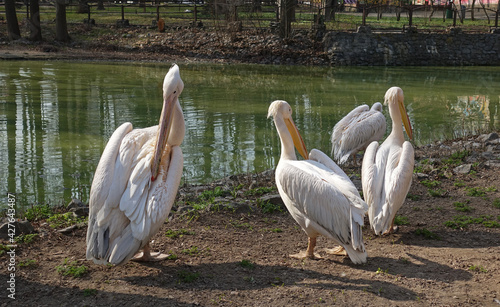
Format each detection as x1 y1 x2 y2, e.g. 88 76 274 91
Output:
323 27 500 66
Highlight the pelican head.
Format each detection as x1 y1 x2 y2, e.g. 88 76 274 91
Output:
267 100 308 160
151 64 184 181
384 87 413 140
371 102 383 112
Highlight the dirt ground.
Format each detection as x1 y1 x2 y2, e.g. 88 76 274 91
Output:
1 133 499 306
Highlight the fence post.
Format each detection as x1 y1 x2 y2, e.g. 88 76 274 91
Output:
362 7 366 26
496 10 499 27
409 7 413 26
453 8 457 26
194 4 198 22
121 5 125 21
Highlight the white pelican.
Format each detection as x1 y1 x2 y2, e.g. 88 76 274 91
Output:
86 64 185 265
268 100 368 264
331 102 386 165
362 87 414 236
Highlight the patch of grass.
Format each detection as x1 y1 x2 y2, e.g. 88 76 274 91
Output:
482 220 500 228
244 186 275 196
394 215 409 226
494 198 500 209
200 186 229 201
177 270 200 283
444 215 499 229
181 246 200 256
15 233 38 244
375 267 389 275
398 257 410 264
47 212 87 229
467 187 487 197
23 204 54 221
0 244 9 256
166 253 178 260
56 258 88 278
18 259 37 268
414 228 440 240
239 259 255 269
165 229 195 239
469 265 488 273
443 150 470 165
83 289 98 297
257 199 283 214
428 189 446 197
406 193 421 201
420 180 440 188
453 201 473 212
230 220 254 230
454 180 466 188
230 184 245 198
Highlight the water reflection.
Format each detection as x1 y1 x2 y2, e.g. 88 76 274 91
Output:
0 62 498 209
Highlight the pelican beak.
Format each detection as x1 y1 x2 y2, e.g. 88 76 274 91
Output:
399 100 413 140
285 117 309 160
151 92 177 181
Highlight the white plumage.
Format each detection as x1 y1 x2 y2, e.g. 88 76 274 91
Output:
331 102 386 165
362 87 414 236
269 100 368 264
86 64 185 265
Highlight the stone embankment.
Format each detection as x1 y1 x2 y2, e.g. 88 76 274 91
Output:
323 27 500 66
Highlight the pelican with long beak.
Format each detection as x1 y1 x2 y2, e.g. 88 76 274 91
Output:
268 100 368 264
362 86 414 236
86 64 185 265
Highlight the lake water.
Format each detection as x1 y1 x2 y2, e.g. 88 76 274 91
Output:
1 61 499 209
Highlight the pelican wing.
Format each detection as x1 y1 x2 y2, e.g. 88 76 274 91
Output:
331 104 386 164
277 158 367 251
383 141 414 221
361 141 380 211
362 141 414 234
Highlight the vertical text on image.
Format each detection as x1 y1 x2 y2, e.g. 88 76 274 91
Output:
6 193 17 300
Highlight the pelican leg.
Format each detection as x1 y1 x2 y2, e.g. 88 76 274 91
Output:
382 218 399 236
290 237 322 259
324 246 347 256
131 243 170 262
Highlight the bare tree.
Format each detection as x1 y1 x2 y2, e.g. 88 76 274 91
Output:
5 0 21 40
279 0 295 38
29 0 43 41
56 0 70 42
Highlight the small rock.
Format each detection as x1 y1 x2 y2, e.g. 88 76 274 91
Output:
0 220 35 239
67 199 85 210
453 164 471 174
485 161 500 168
478 132 499 142
416 173 429 179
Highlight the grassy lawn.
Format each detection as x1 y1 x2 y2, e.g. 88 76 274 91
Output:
9 2 497 32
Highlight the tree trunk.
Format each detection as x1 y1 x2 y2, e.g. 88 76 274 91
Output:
325 0 333 21
279 0 295 38
77 0 90 14
5 0 21 40
251 0 261 12
97 0 105 10
56 0 70 42
29 0 43 41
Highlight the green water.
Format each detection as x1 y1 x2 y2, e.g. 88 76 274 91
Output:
0 61 499 209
